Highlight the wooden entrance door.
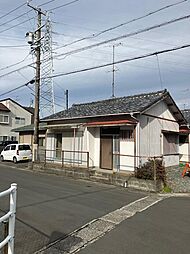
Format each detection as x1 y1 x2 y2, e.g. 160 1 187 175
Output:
100 136 113 170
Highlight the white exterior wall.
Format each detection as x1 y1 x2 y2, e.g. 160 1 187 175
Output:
179 136 190 162
119 140 134 171
0 99 32 141
137 101 179 167
88 127 100 167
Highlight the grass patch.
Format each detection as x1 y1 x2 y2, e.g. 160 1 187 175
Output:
163 185 172 193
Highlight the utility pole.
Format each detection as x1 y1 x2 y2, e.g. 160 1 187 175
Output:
26 1 46 161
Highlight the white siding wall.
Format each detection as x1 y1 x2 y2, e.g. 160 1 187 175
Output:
179 137 190 162
0 99 32 141
119 139 135 171
137 101 179 167
88 127 100 167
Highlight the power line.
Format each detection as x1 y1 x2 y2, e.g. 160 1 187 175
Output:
0 11 34 28
0 16 35 34
54 0 189 50
0 63 34 79
0 54 31 72
0 79 35 98
55 13 190 59
1 43 190 98
50 43 190 78
0 45 27 48
48 0 81 11
0 2 26 21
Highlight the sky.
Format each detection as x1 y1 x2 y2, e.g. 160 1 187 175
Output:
0 0 190 116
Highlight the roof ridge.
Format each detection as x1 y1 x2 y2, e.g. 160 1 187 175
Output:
72 89 167 107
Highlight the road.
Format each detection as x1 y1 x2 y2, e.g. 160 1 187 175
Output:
0 162 144 254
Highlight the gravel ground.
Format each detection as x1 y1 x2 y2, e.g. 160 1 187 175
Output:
166 165 190 193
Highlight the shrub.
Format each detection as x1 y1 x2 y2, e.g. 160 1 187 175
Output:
135 159 166 186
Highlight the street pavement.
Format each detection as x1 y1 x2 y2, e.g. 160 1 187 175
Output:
78 197 190 254
0 162 145 254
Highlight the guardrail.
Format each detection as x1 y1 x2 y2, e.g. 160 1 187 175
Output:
0 183 17 254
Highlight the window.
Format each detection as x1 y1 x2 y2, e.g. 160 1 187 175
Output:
18 145 31 151
4 146 10 151
11 145 16 150
163 133 178 155
120 130 134 141
39 137 45 147
179 135 189 144
0 114 9 124
15 117 25 125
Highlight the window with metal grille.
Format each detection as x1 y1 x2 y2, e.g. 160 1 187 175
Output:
120 130 134 141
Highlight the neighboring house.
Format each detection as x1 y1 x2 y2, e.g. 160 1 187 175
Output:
179 109 190 162
40 89 185 172
12 123 47 148
0 98 34 142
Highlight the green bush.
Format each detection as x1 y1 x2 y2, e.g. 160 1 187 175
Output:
135 159 166 186
163 186 172 193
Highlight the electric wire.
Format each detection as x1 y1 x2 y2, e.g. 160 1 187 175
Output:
47 0 81 11
0 16 35 34
55 13 190 59
1 43 190 99
0 63 34 79
0 2 26 20
50 43 190 78
0 79 35 98
54 0 189 50
0 54 31 72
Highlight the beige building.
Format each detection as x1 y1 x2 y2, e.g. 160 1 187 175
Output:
0 98 34 142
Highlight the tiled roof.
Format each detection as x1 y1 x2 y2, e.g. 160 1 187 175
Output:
181 109 190 124
24 106 34 114
43 90 168 121
0 103 10 112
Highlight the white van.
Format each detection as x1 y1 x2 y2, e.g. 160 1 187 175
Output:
0 144 32 163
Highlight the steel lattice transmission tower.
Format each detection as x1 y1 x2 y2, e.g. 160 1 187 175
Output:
40 16 55 117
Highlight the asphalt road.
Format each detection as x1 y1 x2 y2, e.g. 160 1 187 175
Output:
79 197 190 254
0 162 144 254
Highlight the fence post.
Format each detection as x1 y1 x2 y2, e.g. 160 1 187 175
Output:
153 157 157 182
44 149 46 166
62 151 64 168
3 221 8 254
8 183 17 254
87 152 89 170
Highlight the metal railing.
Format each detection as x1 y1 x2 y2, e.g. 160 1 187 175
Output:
0 184 17 254
43 149 90 169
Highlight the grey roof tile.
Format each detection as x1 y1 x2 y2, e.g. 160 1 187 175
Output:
181 109 190 124
43 90 167 121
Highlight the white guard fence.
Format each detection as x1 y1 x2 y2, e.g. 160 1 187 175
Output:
0 184 17 254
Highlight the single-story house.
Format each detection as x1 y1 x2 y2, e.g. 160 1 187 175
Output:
12 123 47 148
179 109 190 162
39 89 186 172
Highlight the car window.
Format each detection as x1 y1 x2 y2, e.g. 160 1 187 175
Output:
11 145 16 150
18 145 31 151
4 146 10 151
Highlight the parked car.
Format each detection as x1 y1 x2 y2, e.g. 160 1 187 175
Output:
0 144 32 163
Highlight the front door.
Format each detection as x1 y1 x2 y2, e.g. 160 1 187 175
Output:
100 136 113 170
